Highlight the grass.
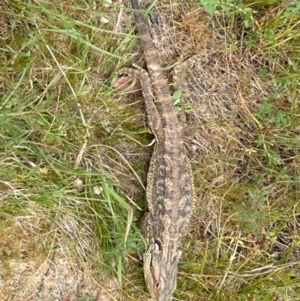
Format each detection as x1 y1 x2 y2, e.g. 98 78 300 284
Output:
0 0 300 300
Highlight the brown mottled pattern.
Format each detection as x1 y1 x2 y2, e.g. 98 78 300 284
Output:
118 1 194 300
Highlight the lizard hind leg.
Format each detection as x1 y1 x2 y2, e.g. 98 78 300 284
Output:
117 67 164 142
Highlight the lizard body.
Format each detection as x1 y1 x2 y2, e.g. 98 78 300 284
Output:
118 1 194 300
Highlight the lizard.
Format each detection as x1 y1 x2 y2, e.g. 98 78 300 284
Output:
118 0 194 300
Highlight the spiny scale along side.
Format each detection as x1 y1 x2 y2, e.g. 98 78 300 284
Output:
118 0 194 300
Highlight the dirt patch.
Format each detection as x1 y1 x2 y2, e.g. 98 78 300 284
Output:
0 214 120 301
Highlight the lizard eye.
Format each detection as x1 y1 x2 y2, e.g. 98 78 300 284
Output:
154 239 162 250
155 282 161 290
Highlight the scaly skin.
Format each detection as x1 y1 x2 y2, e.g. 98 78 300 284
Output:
118 1 194 300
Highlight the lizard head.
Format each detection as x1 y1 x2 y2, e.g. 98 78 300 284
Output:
144 250 179 301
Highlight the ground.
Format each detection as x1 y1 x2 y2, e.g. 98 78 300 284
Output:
0 0 300 300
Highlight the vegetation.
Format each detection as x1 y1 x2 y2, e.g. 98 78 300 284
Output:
0 0 299 300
